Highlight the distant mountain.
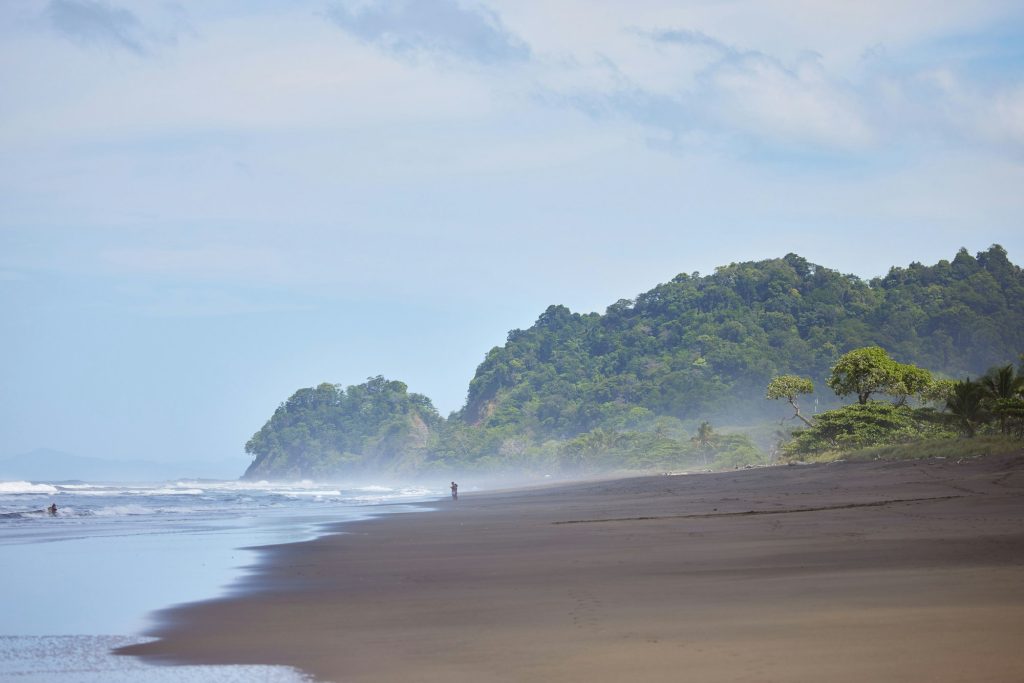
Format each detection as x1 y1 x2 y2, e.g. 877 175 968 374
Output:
457 245 1024 437
242 246 1024 479
0 448 242 482
243 377 440 480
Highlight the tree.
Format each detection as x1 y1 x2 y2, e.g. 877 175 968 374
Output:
888 364 934 407
920 379 956 407
990 399 1024 438
826 346 934 406
784 402 955 456
827 347 899 404
945 379 989 437
980 364 1023 400
766 375 815 426
691 421 717 466
980 364 1024 434
558 428 634 471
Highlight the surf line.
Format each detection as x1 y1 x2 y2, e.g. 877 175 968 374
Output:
552 495 964 525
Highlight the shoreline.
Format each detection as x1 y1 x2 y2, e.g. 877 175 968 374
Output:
119 455 1024 682
0 482 444 682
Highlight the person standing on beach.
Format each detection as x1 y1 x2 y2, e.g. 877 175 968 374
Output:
450 481 458 501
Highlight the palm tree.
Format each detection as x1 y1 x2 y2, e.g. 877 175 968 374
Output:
981 364 1024 399
945 379 989 437
980 365 1024 434
691 421 717 465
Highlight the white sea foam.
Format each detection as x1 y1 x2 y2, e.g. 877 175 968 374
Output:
91 504 158 516
56 486 206 497
145 488 205 496
1 479 441 534
399 487 431 496
0 635 312 682
272 490 342 497
0 481 59 495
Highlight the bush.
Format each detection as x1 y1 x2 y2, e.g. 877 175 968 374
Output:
784 402 956 458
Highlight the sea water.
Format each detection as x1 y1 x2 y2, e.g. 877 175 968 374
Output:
0 478 440 681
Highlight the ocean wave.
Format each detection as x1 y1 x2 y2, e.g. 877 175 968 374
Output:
272 490 343 497
0 510 48 519
145 488 205 496
53 485 206 497
1 503 212 519
0 481 59 495
176 480 280 492
92 504 159 516
397 487 431 496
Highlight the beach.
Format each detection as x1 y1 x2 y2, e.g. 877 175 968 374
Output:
121 454 1024 682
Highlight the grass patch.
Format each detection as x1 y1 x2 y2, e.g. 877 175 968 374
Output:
786 435 1023 464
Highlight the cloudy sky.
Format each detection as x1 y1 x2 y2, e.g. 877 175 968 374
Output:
2 0 1022 468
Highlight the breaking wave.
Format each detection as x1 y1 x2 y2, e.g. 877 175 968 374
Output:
0 481 59 495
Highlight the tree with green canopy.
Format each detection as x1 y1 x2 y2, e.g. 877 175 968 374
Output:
920 378 956 407
784 402 955 456
980 364 1023 401
826 346 935 406
691 421 717 465
826 347 900 404
945 379 989 437
888 364 935 407
980 364 1024 434
766 375 815 426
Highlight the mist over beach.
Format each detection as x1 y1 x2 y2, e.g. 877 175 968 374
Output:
3 1 1024 681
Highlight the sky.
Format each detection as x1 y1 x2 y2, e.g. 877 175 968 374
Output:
1 0 1023 469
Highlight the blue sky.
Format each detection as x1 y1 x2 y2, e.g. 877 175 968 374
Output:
2 0 1023 468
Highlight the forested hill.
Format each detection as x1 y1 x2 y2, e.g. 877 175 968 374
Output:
242 246 1023 479
243 377 440 479
457 246 1024 438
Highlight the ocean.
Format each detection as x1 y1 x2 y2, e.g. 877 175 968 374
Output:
0 478 441 681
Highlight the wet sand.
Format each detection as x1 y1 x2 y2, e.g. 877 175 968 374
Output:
120 454 1024 682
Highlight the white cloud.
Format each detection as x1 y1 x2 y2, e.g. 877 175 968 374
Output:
0 9 498 148
699 51 874 150
325 0 529 64
47 0 146 53
44 0 194 54
986 86 1024 146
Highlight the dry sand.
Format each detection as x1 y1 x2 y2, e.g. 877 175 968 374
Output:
120 454 1024 682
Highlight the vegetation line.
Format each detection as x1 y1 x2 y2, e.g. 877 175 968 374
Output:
551 495 963 524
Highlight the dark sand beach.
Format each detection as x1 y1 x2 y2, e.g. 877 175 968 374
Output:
121 454 1024 682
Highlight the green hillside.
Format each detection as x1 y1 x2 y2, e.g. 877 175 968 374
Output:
242 246 1023 478
243 377 441 479
459 246 1023 438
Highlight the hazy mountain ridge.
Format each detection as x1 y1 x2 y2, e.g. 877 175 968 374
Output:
243 377 441 480
243 246 1024 479
458 246 1023 437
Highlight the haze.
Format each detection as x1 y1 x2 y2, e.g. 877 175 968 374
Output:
2 0 1023 469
